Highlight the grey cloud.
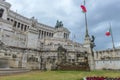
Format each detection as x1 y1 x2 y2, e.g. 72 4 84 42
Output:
6 0 120 50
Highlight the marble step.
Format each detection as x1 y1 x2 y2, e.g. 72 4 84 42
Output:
0 68 30 76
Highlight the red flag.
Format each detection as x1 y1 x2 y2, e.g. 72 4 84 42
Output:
80 5 87 13
105 28 111 36
105 31 110 36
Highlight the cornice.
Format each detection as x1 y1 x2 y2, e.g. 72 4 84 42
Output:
0 1 11 9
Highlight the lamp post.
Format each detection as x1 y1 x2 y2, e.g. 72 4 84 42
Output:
40 53 43 70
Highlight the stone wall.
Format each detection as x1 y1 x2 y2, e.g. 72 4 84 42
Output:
94 49 120 70
95 60 120 70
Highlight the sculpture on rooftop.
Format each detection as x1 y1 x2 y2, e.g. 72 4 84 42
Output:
55 20 63 28
31 16 37 27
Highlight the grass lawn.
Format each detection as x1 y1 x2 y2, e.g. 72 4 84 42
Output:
0 70 120 80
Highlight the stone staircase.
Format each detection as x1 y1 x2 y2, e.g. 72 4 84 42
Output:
0 68 31 76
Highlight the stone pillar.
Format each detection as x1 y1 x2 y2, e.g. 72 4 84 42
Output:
38 30 41 39
44 31 46 38
83 36 95 71
0 28 3 41
41 31 44 39
50 33 52 37
88 47 95 70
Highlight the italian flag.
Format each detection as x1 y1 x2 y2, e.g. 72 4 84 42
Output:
105 28 111 36
80 5 87 13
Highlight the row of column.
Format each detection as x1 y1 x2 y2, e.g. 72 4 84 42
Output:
64 33 69 39
7 18 29 31
38 30 53 39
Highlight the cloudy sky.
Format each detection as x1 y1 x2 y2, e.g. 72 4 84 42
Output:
6 0 120 50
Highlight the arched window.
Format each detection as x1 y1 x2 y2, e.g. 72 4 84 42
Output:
0 8 4 18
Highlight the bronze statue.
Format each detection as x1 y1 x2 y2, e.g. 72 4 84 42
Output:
91 35 96 48
90 35 96 57
55 20 63 28
91 35 95 42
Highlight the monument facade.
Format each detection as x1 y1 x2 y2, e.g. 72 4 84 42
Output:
0 0 120 70
0 0 89 70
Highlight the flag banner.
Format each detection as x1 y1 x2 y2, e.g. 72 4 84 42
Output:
80 5 87 13
105 25 115 49
105 28 111 36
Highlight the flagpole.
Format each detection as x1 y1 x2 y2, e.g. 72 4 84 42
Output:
109 23 115 50
84 0 89 37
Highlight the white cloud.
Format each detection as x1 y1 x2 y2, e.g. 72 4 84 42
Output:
7 0 81 26
115 42 120 48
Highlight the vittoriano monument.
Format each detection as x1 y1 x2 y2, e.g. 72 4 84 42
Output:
0 0 120 73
